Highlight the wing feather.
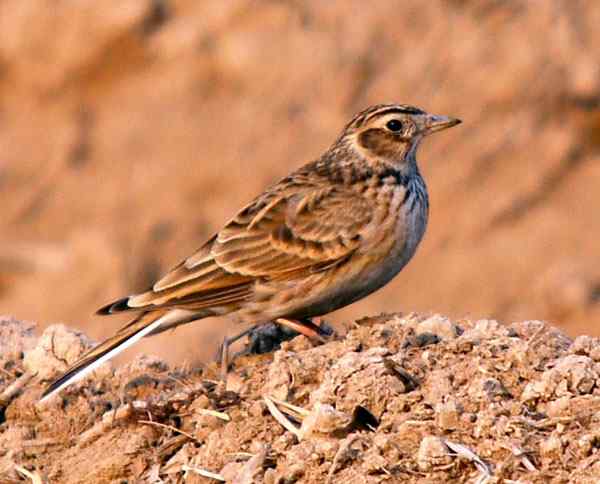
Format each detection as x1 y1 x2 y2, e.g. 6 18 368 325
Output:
102 179 376 315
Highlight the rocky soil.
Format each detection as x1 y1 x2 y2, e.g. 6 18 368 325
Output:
2 313 600 483
1 1 600 368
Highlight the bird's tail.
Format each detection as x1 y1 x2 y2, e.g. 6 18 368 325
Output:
40 309 191 401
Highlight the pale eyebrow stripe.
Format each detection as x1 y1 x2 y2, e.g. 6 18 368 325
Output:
367 106 425 122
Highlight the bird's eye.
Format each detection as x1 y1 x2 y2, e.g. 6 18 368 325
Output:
386 119 403 132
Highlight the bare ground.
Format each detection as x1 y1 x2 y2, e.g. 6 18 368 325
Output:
2 313 600 483
2 1 600 364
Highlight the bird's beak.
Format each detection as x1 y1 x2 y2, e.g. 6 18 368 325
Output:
424 114 462 134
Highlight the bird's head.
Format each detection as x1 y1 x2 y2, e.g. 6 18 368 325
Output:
340 103 461 169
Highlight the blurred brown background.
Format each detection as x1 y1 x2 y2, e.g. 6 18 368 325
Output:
1 0 600 364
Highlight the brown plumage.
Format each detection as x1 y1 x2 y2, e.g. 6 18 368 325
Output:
41 103 460 400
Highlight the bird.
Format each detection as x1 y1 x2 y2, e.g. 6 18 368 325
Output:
40 103 461 401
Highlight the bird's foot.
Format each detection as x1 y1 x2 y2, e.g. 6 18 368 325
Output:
215 318 335 379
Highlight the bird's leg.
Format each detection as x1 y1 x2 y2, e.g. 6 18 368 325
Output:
275 318 327 343
216 327 255 380
219 335 229 382
301 317 334 337
216 318 333 379
215 327 254 363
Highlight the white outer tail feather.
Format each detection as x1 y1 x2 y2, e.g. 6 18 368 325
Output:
40 310 191 402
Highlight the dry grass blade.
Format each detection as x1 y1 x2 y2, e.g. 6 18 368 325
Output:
443 440 493 483
14 465 44 484
263 396 303 439
510 444 537 472
267 396 310 418
181 464 225 481
195 408 231 421
138 419 200 443
226 451 254 458
0 372 34 407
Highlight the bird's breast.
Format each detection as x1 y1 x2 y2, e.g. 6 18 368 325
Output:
361 178 428 289
394 179 428 264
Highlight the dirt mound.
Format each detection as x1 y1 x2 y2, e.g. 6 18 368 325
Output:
2 313 600 483
2 1 600 363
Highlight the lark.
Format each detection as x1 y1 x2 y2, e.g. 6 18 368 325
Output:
41 103 460 400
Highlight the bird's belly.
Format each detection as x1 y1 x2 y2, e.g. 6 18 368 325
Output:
292 201 428 319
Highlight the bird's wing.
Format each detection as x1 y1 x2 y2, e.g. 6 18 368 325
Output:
99 181 375 314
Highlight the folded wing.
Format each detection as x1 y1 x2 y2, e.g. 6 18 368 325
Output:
102 181 375 316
